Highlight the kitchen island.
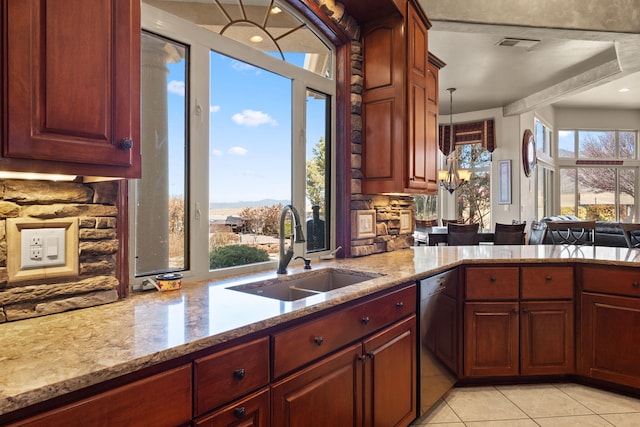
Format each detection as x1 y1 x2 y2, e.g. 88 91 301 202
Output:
1 245 639 423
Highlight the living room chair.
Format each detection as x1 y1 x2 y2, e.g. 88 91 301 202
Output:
621 223 640 248
493 223 526 245
546 220 596 246
447 223 479 246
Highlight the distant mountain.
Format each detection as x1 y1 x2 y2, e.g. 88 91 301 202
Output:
210 199 290 209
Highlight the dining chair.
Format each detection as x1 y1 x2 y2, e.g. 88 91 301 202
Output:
546 220 596 245
621 223 640 248
493 223 526 245
447 223 479 246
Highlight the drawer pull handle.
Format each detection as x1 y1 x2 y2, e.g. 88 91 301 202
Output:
314 336 324 346
490 276 497 282
234 407 246 419
633 282 639 288
361 317 370 325
546 275 552 281
396 302 404 309
233 368 245 380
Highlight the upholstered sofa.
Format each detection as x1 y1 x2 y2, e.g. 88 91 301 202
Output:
533 215 627 247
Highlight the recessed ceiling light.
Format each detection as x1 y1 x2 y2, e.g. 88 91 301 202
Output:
271 6 282 14
619 88 630 92
249 35 263 43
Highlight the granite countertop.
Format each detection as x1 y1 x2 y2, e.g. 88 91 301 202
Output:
1 245 639 416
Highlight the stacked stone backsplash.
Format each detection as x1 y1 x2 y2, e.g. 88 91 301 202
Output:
0 179 119 323
315 0 416 257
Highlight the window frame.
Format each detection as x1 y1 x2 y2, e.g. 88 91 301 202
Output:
131 3 339 287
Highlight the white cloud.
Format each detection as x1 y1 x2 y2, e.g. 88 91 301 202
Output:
210 105 220 113
212 149 223 157
167 80 185 96
232 61 259 73
228 146 248 155
231 109 277 127
558 130 572 137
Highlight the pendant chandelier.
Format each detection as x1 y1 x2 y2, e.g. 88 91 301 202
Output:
438 88 471 194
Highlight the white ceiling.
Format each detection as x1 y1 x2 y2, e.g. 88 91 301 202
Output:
417 0 640 115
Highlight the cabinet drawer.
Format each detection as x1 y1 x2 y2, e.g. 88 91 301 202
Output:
194 337 270 417
521 266 574 300
9 365 192 427
194 387 269 427
582 266 640 297
272 285 416 378
465 267 519 300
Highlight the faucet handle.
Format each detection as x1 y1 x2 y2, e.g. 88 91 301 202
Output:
294 256 312 270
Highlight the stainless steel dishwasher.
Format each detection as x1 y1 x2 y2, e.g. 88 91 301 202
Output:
418 269 459 416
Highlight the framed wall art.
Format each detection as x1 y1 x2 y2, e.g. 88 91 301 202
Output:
498 160 512 205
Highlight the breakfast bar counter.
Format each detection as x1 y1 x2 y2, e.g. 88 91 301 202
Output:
1 245 639 418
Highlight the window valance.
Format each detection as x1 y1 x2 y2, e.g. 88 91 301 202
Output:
438 119 495 156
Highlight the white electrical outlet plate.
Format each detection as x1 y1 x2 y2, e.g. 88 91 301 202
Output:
21 228 66 269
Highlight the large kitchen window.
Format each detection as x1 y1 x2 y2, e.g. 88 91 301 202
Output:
535 117 554 219
557 129 638 221
133 1 336 284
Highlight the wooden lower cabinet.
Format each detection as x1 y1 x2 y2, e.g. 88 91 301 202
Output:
7 365 192 427
464 302 519 377
363 316 417 427
194 388 270 427
579 292 640 388
521 301 574 375
272 316 416 427
271 343 363 427
464 301 574 377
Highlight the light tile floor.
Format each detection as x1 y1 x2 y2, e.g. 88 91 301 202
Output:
411 383 640 427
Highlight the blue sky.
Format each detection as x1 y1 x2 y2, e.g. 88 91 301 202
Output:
165 50 327 205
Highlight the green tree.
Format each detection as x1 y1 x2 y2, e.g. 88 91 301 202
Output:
306 137 326 209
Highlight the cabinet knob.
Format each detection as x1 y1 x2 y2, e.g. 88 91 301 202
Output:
366 351 375 359
233 368 245 380
522 308 529 313
314 336 324 346
396 301 404 309
513 309 519 314
358 354 368 363
490 276 497 282
546 275 552 281
361 316 370 325
234 407 246 419
119 137 133 150
633 282 639 288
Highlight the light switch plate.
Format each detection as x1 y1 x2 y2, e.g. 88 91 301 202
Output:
6 218 79 282
21 228 66 269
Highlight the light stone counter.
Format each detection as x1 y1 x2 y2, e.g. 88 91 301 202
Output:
1 245 639 416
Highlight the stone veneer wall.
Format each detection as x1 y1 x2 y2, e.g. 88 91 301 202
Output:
0 180 120 323
314 0 416 257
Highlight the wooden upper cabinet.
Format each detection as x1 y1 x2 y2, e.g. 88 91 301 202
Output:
3 0 141 178
361 0 442 195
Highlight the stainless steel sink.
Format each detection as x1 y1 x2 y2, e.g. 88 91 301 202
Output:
228 268 383 301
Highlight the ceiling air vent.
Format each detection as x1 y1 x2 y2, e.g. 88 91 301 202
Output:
496 38 540 48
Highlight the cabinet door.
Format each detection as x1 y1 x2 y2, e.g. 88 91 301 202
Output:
406 4 433 192
520 301 574 375
363 316 416 427
464 302 519 377
5 0 141 178
194 388 270 427
271 344 362 427
361 16 406 194
579 293 640 388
